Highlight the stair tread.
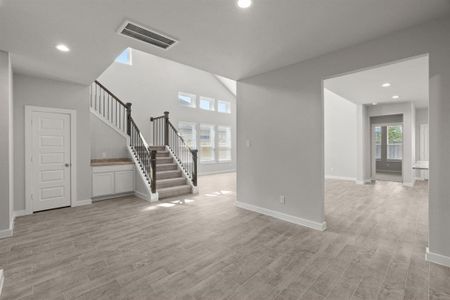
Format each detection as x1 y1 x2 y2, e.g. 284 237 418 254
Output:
157 169 180 174
157 177 185 183
157 184 191 192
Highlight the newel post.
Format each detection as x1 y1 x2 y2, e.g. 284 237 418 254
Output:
192 149 198 187
126 102 132 136
164 111 169 146
150 150 157 193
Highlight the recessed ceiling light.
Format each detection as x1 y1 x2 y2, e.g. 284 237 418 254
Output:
372 102 377 105
381 83 391 87
56 44 70 52
237 0 252 8
392 95 400 99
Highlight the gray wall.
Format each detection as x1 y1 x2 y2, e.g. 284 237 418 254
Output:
324 89 357 179
237 17 450 258
90 113 128 159
98 49 236 175
13 74 91 210
0 51 13 231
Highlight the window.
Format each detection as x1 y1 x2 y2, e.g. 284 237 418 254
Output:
374 126 381 160
178 92 196 108
217 126 231 161
115 48 132 65
199 124 215 162
199 97 215 111
217 100 231 114
387 125 403 160
178 122 197 149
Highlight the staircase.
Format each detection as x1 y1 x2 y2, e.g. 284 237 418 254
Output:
90 81 198 200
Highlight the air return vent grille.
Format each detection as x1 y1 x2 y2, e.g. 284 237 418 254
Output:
119 21 177 50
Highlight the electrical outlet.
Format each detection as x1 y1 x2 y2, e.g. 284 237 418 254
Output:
279 195 285 204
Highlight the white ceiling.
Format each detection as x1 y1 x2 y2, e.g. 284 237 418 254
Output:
0 0 449 85
324 55 429 108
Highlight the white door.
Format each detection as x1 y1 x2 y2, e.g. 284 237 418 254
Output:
31 111 71 211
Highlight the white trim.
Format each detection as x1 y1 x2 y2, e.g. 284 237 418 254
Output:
90 108 128 138
127 146 159 202
403 181 415 187
199 169 236 176
0 228 12 239
72 199 92 207
426 247 450 268
13 210 29 218
235 201 327 231
0 269 4 297
325 175 356 181
25 105 77 213
355 179 372 185
135 190 150 201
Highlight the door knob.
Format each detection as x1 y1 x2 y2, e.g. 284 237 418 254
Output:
65 163 70 167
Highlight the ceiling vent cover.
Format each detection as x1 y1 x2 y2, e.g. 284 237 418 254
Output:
119 21 177 50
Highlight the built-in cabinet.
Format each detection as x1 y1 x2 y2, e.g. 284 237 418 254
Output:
92 164 135 198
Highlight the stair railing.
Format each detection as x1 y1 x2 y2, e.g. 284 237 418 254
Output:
150 112 198 187
90 80 157 193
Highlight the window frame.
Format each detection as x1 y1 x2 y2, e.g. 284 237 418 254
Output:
386 124 403 161
217 126 232 162
199 96 215 111
177 121 197 150
217 100 231 114
178 92 197 108
199 124 216 163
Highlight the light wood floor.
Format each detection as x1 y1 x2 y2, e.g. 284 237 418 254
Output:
0 173 449 299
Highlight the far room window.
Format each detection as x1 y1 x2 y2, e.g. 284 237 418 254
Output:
178 122 197 149
217 100 231 114
387 125 403 160
199 97 215 111
178 92 196 108
374 126 382 160
217 126 232 161
199 124 215 162
115 48 132 65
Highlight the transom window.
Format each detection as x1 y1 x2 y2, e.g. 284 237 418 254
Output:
199 97 215 111
217 100 231 114
178 92 196 108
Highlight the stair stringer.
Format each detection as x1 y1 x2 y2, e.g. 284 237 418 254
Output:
165 145 199 194
127 145 159 202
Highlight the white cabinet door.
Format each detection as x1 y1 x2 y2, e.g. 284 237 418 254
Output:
115 170 135 194
93 172 115 197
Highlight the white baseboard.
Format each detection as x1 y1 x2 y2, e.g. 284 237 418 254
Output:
325 175 356 181
13 210 29 218
403 181 415 187
72 199 92 207
0 269 4 297
235 201 327 231
199 169 236 176
0 228 12 239
426 247 450 268
355 179 371 185
135 191 150 201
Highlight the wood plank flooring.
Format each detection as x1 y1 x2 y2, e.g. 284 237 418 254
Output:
0 173 449 299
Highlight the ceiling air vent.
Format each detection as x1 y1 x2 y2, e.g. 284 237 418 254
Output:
118 21 177 50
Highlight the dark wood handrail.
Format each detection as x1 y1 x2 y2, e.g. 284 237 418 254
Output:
94 80 128 107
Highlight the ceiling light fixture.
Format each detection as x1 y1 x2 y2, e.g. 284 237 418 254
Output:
372 102 377 106
381 83 391 87
56 44 70 52
392 95 400 99
237 0 252 8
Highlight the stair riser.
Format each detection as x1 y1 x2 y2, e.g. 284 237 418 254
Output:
157 164 177 171
156 158 173 164
156 178 187 189
156 152 170 157
158 186 192 199
157 172 182 180
149 146 166 151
